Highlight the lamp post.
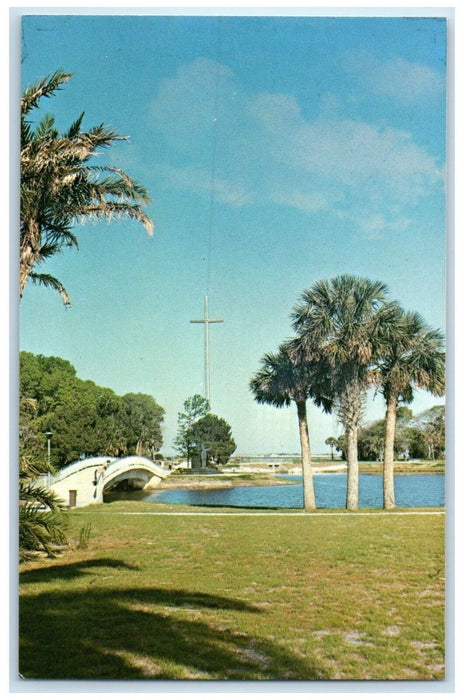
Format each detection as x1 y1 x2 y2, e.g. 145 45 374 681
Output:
44 431 53 489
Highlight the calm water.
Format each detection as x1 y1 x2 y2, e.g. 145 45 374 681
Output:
142 473 444 509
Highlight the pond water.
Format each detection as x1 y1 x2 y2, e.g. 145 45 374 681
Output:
139 473 445 509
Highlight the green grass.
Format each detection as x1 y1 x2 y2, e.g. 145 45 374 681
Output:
19 502 445 680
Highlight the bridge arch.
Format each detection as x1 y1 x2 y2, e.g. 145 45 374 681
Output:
103 456 168 493
43 455 169 508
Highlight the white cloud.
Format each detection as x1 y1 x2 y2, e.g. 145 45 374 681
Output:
150 57 240 153
149 58 444 225
343 50 445 105
154 163 252 207
248 93 442 202
355 212 413 240
271 189 330 214
360 213 388 239
246 92 301 133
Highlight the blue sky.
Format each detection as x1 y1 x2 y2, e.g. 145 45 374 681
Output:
19 12 448 456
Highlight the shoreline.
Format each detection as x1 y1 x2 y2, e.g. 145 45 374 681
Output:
156 462 444 491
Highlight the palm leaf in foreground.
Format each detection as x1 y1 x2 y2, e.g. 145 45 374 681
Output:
19 457 68 561
20 70 154 304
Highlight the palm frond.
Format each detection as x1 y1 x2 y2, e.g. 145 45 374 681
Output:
21 69 72 116
28 272 71 307
20 71 154 302
375 307 445 402
35 113 58 139
250 340 333 410
77 202 154 235
19 455 68 561
65 111 85 138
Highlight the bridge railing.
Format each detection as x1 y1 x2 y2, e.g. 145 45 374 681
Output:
103 456 168 485
35 456 116 488
34 455 168 491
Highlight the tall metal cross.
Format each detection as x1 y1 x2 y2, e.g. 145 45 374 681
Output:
190 295 223 404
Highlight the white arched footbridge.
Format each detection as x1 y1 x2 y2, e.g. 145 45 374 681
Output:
40 456 169 508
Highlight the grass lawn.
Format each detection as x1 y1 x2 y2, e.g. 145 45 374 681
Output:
19 502 445 681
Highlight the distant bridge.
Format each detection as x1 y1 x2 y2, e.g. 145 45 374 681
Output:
39 455 169 508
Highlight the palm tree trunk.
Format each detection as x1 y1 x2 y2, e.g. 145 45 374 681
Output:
297 400 316 511
19 261 29 298
346 426 359 510
19 220 40 298
383 395 397 509
20 246 34 298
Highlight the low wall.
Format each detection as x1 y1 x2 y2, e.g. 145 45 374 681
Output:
51 460 108 508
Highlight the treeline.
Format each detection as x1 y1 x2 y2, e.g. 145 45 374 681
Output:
20 352 165 468
332 405 445 462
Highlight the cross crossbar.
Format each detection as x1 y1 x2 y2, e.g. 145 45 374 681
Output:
190 296 223 404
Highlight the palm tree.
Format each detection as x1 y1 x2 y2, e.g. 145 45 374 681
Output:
325 436 338 461
292 275 401 510
250 340 332 511
376 310 445 509
19 456 68 561
20 69 154 305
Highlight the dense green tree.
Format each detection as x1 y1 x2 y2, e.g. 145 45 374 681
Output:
91 387 128 457
392 407 415 460
173 394 210 466
250 341 332 511
20 352 84 465
334 434 347 461
20 365 125 465
355 405 445 463
20 70 153 305
20 352 76 414
292 275 401 510
19 352 164 466
357 420 386 461
376 310 445 509
188 413 237 466
411 405 445 460
122 393 165 458
396 406 413 422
